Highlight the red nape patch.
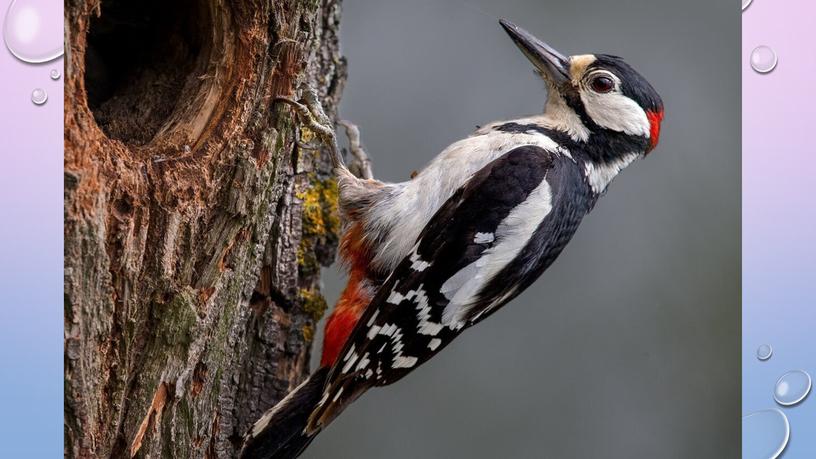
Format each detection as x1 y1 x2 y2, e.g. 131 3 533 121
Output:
647 110 664 152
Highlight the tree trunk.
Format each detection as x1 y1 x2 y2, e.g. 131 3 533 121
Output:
64 0 346 457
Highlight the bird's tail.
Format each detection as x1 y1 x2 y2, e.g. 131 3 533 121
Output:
240 367 330 459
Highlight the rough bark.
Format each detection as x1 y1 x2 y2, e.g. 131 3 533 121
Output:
64 0 346 457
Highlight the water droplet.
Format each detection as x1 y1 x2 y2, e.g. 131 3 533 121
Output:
50 68 60 80
751 46 778 74
3 0 64 63
774 370 812 406
742 0 753 11
31 87 47 105
742 409 789 459
757 344 773 361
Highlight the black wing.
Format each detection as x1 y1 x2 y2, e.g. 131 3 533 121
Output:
307 145 593 430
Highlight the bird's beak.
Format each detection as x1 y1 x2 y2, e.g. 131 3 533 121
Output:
499 19 570 87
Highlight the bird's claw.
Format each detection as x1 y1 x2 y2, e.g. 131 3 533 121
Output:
274 87 334 144
273 98 329 143
274 87 343 169
275 87 374 179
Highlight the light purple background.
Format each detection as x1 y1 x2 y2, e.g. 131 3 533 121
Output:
0 0 63 456
742 0 816 456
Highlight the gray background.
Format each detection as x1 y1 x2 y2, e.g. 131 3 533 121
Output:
308 0 740 457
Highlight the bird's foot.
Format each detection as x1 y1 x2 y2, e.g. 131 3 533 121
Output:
275 86 343 169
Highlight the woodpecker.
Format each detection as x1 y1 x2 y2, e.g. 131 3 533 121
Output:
242 19 664 458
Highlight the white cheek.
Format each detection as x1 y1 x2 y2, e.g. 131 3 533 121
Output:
581 91 650 137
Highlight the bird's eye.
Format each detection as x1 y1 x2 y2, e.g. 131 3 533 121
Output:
590 76 615 93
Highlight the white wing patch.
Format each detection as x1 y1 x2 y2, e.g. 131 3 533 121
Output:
441 177 554 326
474 232 494 244
355 353 371 371
366 310 379 326
343 345 355 361
386 291 405 304
341 353 359 373
410 286 445 336
392 356 418 369
440 260 479 302
409 249 431 271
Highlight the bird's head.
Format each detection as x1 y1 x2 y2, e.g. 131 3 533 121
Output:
500 19 664 155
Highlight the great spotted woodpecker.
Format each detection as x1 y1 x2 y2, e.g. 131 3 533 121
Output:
242 19 664 458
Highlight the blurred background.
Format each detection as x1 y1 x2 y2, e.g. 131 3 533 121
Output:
309 0 740 457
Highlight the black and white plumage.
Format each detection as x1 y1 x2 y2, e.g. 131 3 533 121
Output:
242 19 664 458
307 144 594 428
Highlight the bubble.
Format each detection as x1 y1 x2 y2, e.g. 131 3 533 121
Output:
750 46 778 74
31 87 47 105
50 68 60 80
3 0 64 63
774 370 812 406
742 0 752 11
757 344 773 361
742 409 789 459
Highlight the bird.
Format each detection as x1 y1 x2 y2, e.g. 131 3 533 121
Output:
241 18 664 459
